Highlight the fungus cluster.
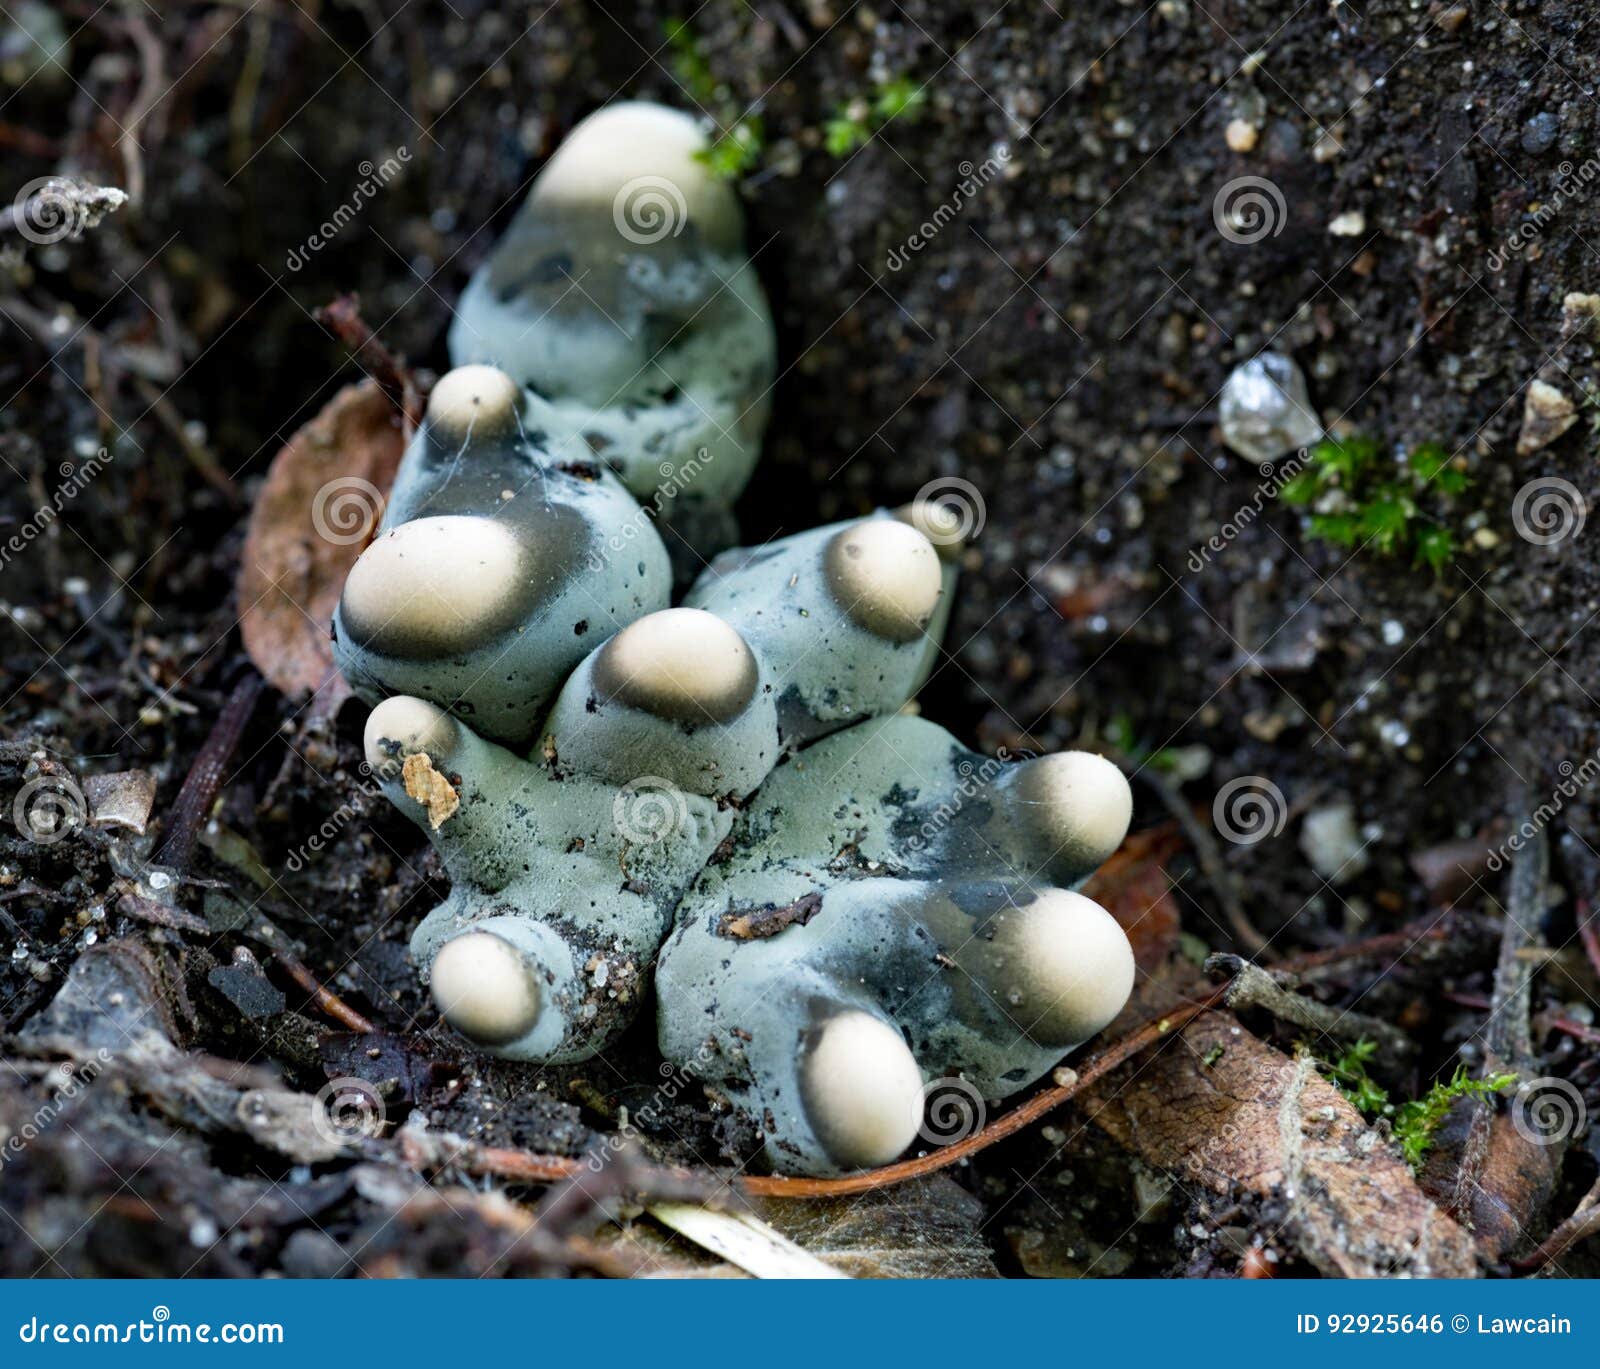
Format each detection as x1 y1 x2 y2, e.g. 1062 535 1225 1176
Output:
332 102 1138 1176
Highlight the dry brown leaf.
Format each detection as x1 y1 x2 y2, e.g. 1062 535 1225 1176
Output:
1082 1010 1480 1278
238 380 405 703
1083 823 1183 974
1418 1101 1562 1261
754 1176 999 1278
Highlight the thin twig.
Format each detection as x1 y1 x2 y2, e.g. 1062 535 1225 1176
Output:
314 293 423 427
272 944 376 1034
422 989 1230 1200
1448 808 1547 1229
153 672 263 872
1577 899 1600 982
395 903 1502 1201
1443 990 1600 1046
1140 772 1268 956
739 989 1230 1197
1512 1177 1600 1271
1205 952 1413 1059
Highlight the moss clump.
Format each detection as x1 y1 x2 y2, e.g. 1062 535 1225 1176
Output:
1279 436 1467 573
663 18 765 179
824 74 927 156
1321 1039 1517 1168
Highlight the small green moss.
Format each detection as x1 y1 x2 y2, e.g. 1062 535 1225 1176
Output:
1324 1038 1390 1116
872 75 927 124
824 110 872 157
663 18 767 180
1282 435 1467 573
824 73 928 158
702 116 765 179
1393 1066 1518 1167
664 17 718 105
1316 1039 1517 1170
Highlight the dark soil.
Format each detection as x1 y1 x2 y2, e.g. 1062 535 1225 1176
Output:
2 0 1598 1277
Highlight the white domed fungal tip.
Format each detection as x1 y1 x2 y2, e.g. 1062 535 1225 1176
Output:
340 515 528 657
430 931 542 1047
822 521 943 643
363 695 457 772
894 500 966 563
1000 890 1135 1046
593 607 758 724
1011 751 1133 870
800 1010 924 1170
534 102 741 251
425 365 521 439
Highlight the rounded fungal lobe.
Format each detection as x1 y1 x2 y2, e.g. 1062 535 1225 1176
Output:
969 889 1134 1047
362 694 459 771
430 930 543 1047
424 364 523 440
339 515 536 659
822 520 943 642
592 607 759 725
1006 751 1134 875
530 101 744 253
800 1010 925 1169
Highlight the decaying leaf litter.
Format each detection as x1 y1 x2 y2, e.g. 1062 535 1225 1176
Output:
2 1 1599 1277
